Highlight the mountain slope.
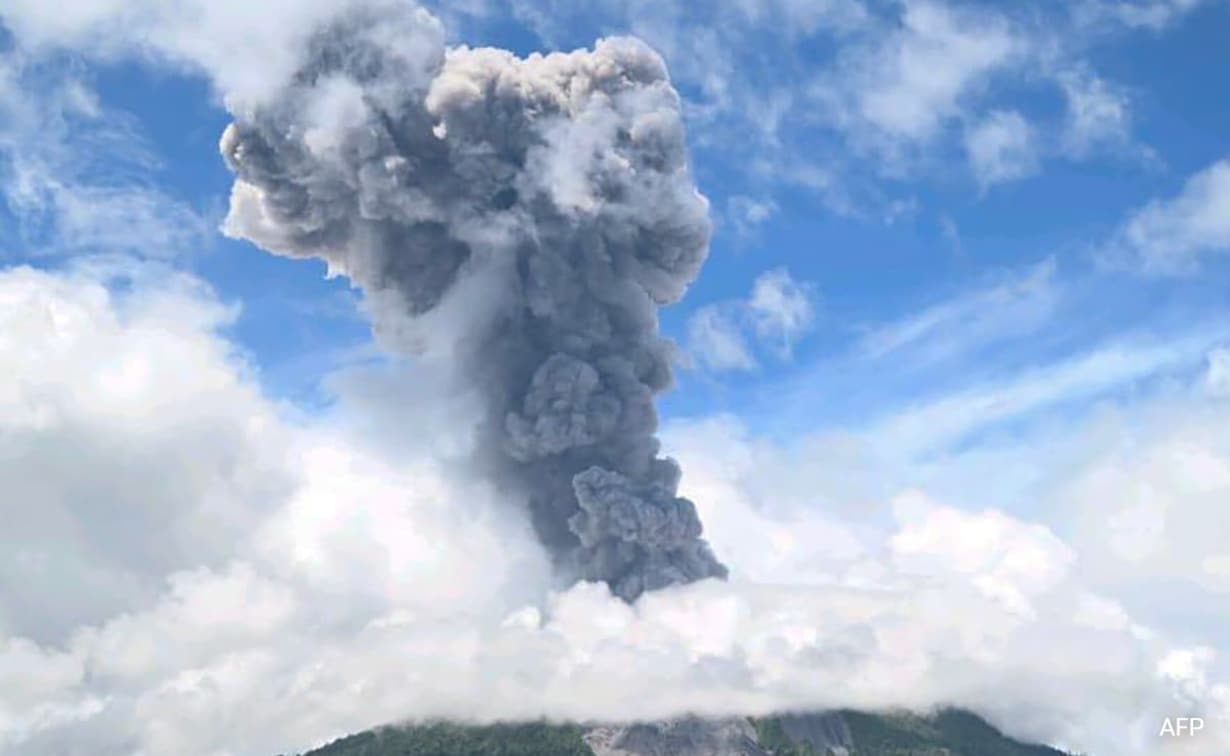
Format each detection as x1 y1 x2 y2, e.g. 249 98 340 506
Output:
288 709 1072 756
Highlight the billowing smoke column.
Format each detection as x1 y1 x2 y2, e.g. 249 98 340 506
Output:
219 2 726 601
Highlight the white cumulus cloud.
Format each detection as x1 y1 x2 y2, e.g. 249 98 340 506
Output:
1 259 1228 756
687 267 816 372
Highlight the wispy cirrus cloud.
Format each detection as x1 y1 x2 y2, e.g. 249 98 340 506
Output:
0 53 209 261
685 306 758 373
755 253 1227 456
866 327 1228 456
1074 0 1217 32
1208 346 1230 396
1100 158 1230 274
855 258 1059 364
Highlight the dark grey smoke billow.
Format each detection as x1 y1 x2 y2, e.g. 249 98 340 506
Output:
219 2 726 601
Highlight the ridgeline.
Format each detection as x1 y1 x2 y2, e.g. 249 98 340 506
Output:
286 708 1073 756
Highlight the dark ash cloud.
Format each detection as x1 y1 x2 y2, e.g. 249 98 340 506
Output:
220 2 726 600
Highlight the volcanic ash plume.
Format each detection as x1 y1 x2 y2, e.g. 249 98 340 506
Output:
219 3 727 600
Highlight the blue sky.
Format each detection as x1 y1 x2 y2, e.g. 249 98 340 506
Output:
3 2 1230 754
8 0 1230 438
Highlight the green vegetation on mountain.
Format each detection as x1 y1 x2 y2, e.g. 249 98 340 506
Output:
295 722 592 756
839 709 1070 755
290 709 1072 756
